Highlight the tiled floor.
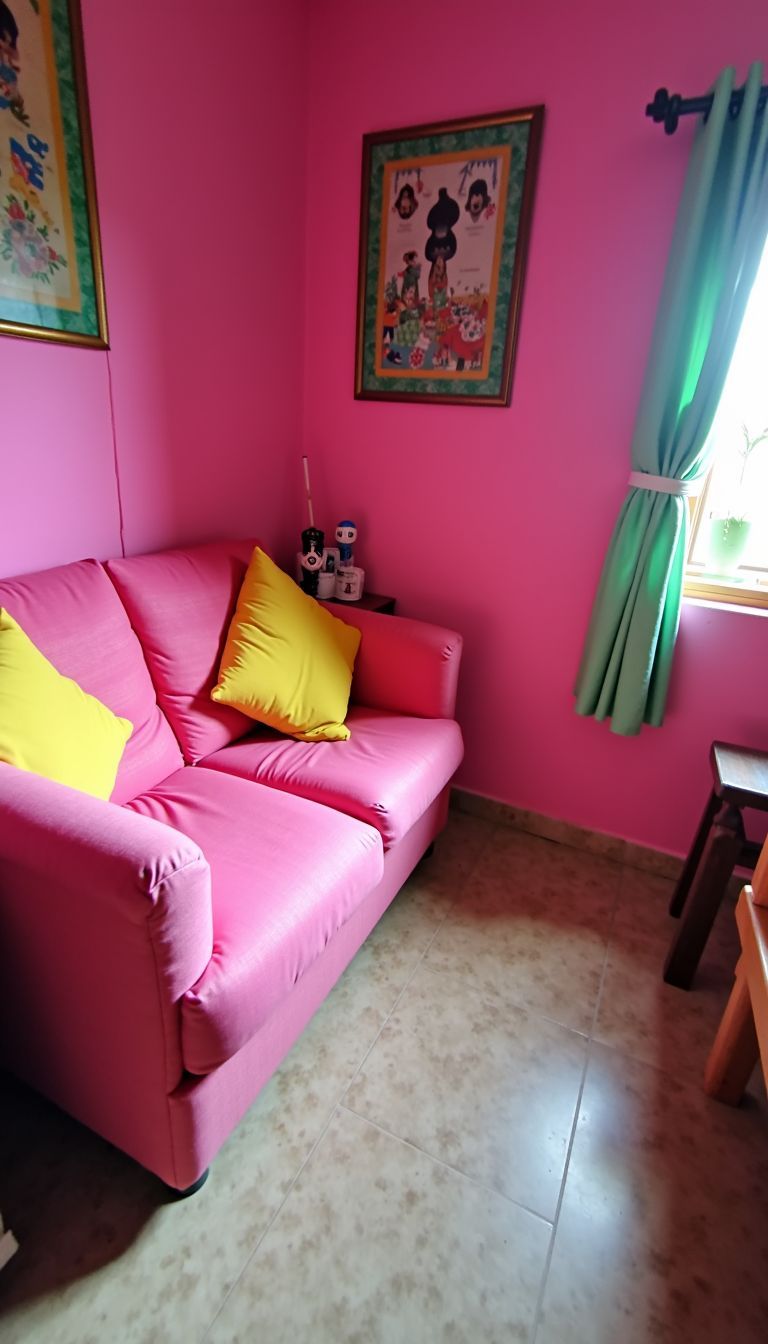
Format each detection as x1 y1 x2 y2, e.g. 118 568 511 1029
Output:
1 809 767 1343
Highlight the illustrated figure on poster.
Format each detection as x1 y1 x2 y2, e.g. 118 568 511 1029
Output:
397 280 421 347
382 303 399 350
299 526 325 597
381 274 401 355
437 296 488 371
462 177 492 221
428 253 449 314
393 183 418 219
0 2 18 80
335 521 357 565
465 178 492 223
400 250 421 302
424 187 459 293
0 1 27 125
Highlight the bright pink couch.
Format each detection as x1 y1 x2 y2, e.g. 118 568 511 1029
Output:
0 539 463 1192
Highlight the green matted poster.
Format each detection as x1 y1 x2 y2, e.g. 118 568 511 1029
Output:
355 107 544 406
0 0 108 346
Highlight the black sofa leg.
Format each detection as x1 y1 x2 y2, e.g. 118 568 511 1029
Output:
164 1168 210 1199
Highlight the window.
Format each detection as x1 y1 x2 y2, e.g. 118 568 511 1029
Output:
685 235 768 610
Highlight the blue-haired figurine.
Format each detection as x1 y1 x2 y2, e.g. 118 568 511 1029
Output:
335 520 357 565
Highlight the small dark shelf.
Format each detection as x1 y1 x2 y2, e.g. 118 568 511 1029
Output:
321 592 396 615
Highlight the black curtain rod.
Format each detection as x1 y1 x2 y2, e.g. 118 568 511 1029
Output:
646 84 768 135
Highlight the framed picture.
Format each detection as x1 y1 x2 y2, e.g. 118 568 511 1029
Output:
355 106 544 406
0 0 108 347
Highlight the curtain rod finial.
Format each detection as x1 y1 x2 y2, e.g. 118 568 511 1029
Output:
646 87 682 134
646 88 669 122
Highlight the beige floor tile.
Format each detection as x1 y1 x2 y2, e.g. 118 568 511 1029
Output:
430 807 498 883
345 964 587 1220
472 826 622 921
342 810 496 1013
594 866 742 1084
0 816 484 1344
0 951 398 1344
537 1041 768 1344
313 810 492 1025
424 829 621 1033
450 790 684 879
0 812 490 1344
4 816 764 1344
208 1106 551 1344
348 865 459 1003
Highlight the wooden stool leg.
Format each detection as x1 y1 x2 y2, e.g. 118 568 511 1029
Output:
704 959 759 1105
663 804 744 990
669 789 721 917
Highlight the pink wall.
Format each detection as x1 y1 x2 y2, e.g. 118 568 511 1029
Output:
303 0 768 856
1 0 308 577
2 0 764 857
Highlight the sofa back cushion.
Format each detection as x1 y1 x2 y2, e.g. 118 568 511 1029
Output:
107 539 256 764
0 560 183 803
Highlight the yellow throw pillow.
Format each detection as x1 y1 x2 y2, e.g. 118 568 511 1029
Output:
211 547 361 741
0 609 133 799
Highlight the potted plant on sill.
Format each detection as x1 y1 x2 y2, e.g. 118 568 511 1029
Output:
707 422 768 577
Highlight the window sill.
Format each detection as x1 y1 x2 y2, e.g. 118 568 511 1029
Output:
684 572 768 612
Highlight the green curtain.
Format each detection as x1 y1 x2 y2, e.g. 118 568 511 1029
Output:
575 63 768 735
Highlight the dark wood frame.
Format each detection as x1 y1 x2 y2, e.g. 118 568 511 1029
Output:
354 106 544 407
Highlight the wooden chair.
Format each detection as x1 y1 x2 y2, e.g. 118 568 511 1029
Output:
704 838 768 1105
664 742 768 990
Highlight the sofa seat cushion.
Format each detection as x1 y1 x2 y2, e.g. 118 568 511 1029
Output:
126 768 383 1074
0 559 183 803
200 706 465 849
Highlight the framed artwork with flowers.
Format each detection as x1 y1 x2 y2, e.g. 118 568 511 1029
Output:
355 107 544 406
0 0 108 347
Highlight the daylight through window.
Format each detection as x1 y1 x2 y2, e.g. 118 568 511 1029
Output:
685 234 768 608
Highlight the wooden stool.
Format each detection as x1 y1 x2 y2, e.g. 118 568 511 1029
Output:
664 742 768 990
704 842 768 1105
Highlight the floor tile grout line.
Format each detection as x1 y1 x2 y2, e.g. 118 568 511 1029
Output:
465 814 630 873
530 1040 592 1344
449 798 684 883
200 1093 341 1343
429 821 621 1041
198 917 442 1343
201 824 516 1340
336 889 465 1107
586 861 627 1040
199 837 491 1342
198 925 441 1339
413 956 594 1041
334 831 497 1105
528 866 625 1342
338 1101 555 1230
582 1030 759 1099
578 860 747 1091
12 821 740 1340
202 837 740 1342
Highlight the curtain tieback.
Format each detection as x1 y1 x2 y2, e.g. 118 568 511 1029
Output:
628 471 701 497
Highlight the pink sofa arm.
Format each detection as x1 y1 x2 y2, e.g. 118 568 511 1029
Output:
0 763 213 1183
337 608 463 719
